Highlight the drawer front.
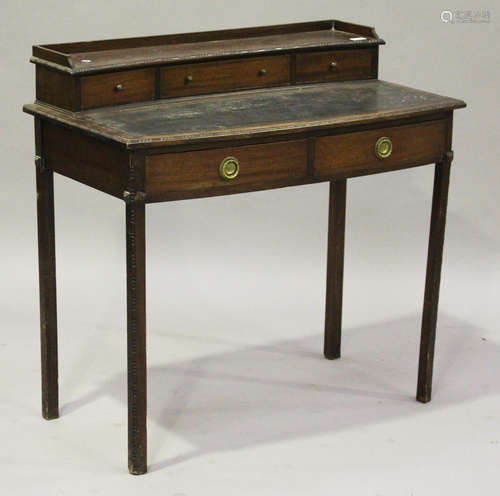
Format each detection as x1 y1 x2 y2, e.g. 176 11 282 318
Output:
160 55 290 98
80 68 156 109
315 120 448 177
146 140 307 199
295 48 375 83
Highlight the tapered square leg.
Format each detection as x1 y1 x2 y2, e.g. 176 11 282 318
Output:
36 122 59 420
324 179 346 360
126 196 147 475
417 152 453 403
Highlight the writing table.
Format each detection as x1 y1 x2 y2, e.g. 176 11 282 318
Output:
23 20 466 474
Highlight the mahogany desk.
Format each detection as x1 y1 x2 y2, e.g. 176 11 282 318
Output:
23 20 466 474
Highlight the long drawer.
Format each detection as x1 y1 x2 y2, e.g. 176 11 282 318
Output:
314 120 448 177
146 140 308 200
160 55 291 98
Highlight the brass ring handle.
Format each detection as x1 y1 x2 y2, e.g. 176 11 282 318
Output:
185 75 194 83
115 84 124 91
219 156 240 180
374 137 393 159
329 61 338 69
258 68 267 76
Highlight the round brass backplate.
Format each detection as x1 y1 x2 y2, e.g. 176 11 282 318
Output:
374 137 393 159
219 156 240 180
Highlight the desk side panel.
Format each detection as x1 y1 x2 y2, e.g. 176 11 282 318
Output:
36 66 80 111
42 121 129 198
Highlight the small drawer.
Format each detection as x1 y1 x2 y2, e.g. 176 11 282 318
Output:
295 48 375 83
160 55 290 98
314 120 448 177
80 68 155 109
146 140 307 200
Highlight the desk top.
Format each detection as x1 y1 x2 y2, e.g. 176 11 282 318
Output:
24 80 465 149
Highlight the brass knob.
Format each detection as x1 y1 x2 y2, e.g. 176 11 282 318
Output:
258 68 267 76
185 75 194 83
115 83 124 91
219 156 240 180
374 137 393 159
329 61 338 69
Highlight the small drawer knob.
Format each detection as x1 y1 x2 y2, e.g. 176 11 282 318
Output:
115 83 124 91
258 68 267 76
219 156 240 180
374 137 393 159
185 75 194 83
329 61 338 69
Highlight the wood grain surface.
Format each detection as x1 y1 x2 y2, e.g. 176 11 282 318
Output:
295 48 376 82
314 119 448 177
160 55 290 98
81 68 156 109
145 139 307 200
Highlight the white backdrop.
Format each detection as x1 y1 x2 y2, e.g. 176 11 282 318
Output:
1 1 499 494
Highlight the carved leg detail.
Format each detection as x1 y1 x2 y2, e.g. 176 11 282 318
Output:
417 152 453 403
324 179 346 360
126 197 147 475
